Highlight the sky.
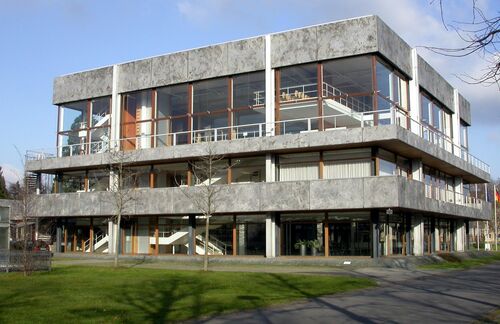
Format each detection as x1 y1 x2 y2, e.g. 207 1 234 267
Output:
0 0 498 183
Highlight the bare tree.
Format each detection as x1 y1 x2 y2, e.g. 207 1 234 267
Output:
106 147 140 268
427 0 499 88
181 143 231 271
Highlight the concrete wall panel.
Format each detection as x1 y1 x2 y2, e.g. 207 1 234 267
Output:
188 44 228 80
117 59 153 93
53 67 113 104
417 55 455 111
151 51 189 88
310 178 364 209
271 26 318 68
317 16 378 62
227 37 266 75
376 17 412 78
458 93 472 125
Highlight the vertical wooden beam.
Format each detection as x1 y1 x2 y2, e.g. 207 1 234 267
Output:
151 89 156 148
227 158 232 184
228 77 233 139
187 163 193 186
319 151 324 180
187 84 193 144
155 216 159 256
63 225 68 253
149 165 155 188
84 170 89 192
317 63 324 131
324 213 329 257
274 69 281 135
371 56 379 126
89 217 94 253
232 215 237 256
72 231 77 252
372 147 380 176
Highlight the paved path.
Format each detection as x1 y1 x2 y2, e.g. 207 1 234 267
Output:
196 263 500 323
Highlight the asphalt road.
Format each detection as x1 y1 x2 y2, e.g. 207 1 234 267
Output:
196 263 500 323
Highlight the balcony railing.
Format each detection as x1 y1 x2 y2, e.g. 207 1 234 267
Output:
26 105 490 174
424 183 483 209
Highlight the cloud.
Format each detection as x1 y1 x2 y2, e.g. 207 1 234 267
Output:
0 164 22 185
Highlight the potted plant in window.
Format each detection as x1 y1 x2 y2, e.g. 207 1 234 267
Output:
294 240 308 256
309 240 321 256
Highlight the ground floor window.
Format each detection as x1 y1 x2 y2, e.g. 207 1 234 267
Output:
328 212 370 256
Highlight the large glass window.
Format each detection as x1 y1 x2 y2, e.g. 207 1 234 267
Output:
323 148 372 179
155 84 189 146
278 64 318 133
233 72 266 138
153 163 189 187
88 170 109 192
231 156 265 183
277 153 319 181
236 215 265 256
460 121 469 150
121 90 153 150
155 216 190 255
61 171 86 193
328 212 370 256
282 213 324 256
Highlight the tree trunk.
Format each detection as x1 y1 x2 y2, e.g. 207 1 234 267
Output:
114 213 121 268
203 214 210 271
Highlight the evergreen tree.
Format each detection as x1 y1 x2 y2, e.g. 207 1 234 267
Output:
0 167 10 199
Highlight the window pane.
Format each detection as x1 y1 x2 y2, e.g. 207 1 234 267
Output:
233 72 265 108
88 170 109 191
123 90 152 122
61 101 87 131
89 128 110 154
61 171 86 193
376 62 391 99
157 84 188 118
232 156 265 183
278 153 319 181
420 94 431 124
154 163 189 187
193 78 228 113
323 56 372 95
280 64 317 102
59 132 87 157
90 97 111 127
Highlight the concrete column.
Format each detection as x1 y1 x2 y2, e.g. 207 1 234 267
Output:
108 219 114 254
412 216 424 256
111 64 121 150
434 220 440 252
465 220 470 250
265 154 276 182
411 159 423 181
454 176 463 205
371 211 380 258
450 220 455 252
265 212 278 258
409 49 421 136
430 217 436 253
238 223 246 255
265 34 275 136
455 220 465 252
55 220 62 253
188 215 196 256
405 214 412 255
452 89 461 156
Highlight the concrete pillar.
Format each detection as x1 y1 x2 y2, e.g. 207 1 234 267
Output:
265 154 276 182
409 49 421 136
265 212 279 258
412 216 424 256
452 89 461 156
55 220 62 253
108 219 114 254
265 34 275 136
34 218 39 241
188 215 196 256
431 217 436 253
238 223 246 255
450 220 455 252
371 211 380 258
455 176 463 205
411 159 423 181
434 222 440 252
455 220 465 252
465 220 470 250
405 214 412 256
111 64 121 150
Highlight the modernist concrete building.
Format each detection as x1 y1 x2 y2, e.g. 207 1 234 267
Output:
26 15 491 258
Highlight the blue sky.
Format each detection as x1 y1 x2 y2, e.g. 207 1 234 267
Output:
0 0 498 182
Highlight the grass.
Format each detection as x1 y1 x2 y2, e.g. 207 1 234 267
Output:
476 308 500 323
0 266 375 323
419 253 500 270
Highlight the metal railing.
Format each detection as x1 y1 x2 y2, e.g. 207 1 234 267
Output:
0 250 52 272
424 184 483 208
26 107 490 174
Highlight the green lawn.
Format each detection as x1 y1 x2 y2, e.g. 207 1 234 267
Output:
0 266 375 323
419 253 500 270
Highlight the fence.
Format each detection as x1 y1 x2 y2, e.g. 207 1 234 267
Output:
0 250 52 272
